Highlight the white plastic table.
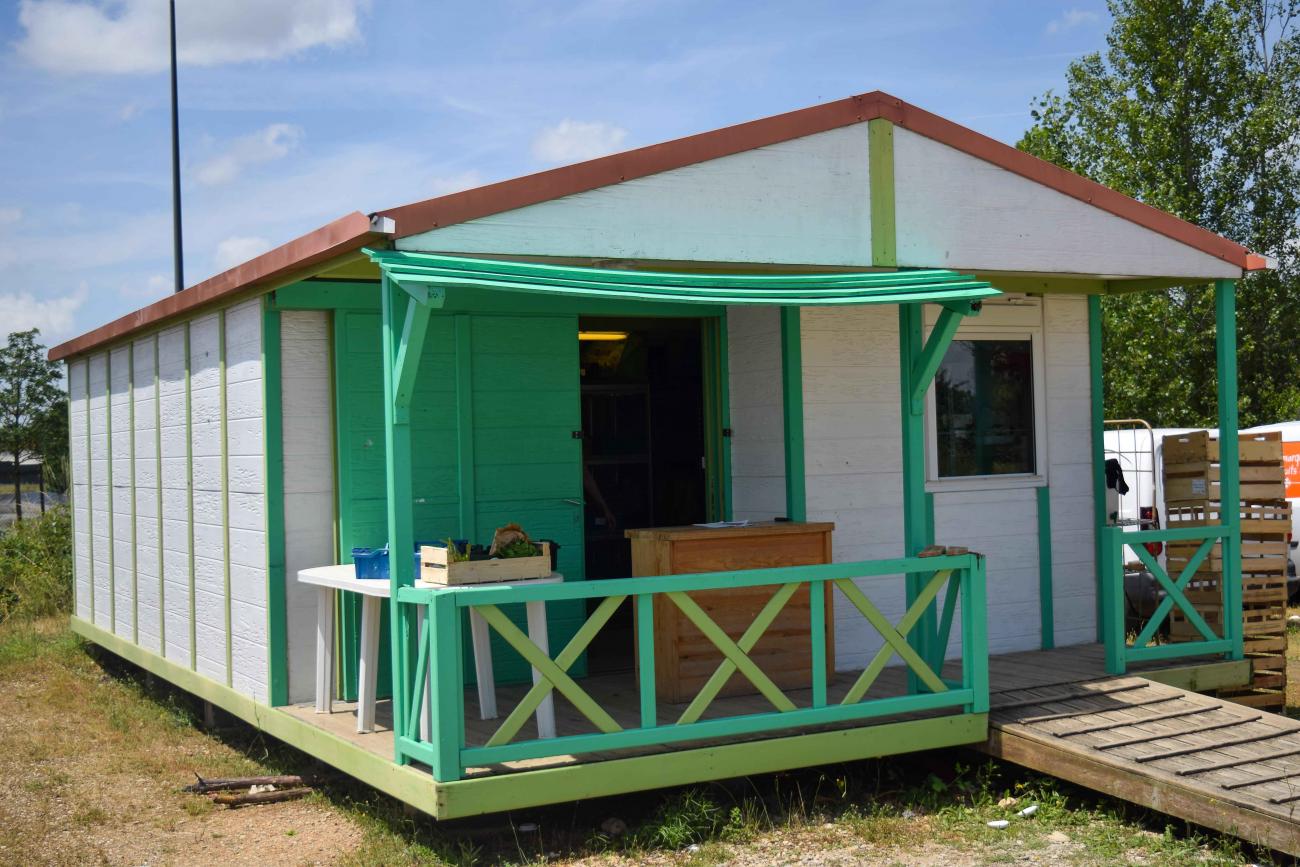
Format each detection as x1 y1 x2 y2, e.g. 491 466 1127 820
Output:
296 564 560 738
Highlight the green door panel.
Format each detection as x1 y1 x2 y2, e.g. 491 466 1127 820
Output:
333 309 586 696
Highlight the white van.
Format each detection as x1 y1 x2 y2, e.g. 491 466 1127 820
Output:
1103 420 1299 602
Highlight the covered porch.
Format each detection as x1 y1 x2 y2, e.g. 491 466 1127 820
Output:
271 250 1251 816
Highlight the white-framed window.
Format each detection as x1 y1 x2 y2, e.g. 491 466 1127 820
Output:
924 310 1048 492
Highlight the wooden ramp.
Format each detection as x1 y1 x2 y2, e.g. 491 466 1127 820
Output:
981 674 1300 855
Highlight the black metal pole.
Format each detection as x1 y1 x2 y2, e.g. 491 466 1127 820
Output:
169 0 184 294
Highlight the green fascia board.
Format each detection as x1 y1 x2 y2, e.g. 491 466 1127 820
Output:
270 280 381 311
71 614 985 821
438 713 986 819
364 249 1000 307
1139 659 1251 692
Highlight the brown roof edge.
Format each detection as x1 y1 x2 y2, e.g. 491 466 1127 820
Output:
49 211 384 362
375 92 888 236
376 89 1257 271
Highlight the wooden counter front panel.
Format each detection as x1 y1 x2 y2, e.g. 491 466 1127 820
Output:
628 523 834 704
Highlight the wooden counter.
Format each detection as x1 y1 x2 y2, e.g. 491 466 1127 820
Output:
625 522 835 703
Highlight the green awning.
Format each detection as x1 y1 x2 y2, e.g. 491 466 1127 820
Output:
366 250 1000 307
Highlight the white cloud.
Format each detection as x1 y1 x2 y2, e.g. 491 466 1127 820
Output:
118 101 141 121
194 123 302 186
428 170 483 196
1046 8 1099 35
531 119 628 165
119 273 171 300
16 0 368 75
0 285 87 340
213 236 272 272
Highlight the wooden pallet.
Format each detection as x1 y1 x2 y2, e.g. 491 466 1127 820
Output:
1160 431 1290 709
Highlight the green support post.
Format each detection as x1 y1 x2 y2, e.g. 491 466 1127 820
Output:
898 304 935 691
426 591 463 781
1215 279 1243 661
1036 485 1054 650
780 307 806 522
1101 527 1126 674
381 275 419 760
961 557 988 714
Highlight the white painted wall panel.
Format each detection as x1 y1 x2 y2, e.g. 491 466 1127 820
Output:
158 325 192 666
188 313 227 684
400 125 873 266
109 345 134 640
87 353 111 630
132 337 162 654
799 305 909 672
727 307 786 522
224 299 268 702
1043 295 1097 646
68 360 91 620
801 294 1099 673
893 127 1238 279
280 310 335 704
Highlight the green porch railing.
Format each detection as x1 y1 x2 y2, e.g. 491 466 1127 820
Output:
1099 524 1242 674
390 553 988 783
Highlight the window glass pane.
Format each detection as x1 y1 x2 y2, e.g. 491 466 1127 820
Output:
934 338 1035 477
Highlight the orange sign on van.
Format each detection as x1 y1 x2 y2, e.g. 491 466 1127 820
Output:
1285 441 1300 499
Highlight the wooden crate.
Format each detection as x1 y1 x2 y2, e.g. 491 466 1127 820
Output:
1160 431 1290 709
420 542 552 585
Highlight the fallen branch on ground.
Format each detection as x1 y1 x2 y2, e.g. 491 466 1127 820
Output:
212 787 313 808
184 773 317 794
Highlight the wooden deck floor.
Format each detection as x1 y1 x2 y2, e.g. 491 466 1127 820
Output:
280 642 1300 853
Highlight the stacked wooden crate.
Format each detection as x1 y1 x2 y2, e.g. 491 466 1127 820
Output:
1162 430 1290 710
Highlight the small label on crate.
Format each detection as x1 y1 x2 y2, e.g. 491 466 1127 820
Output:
1191 478 1207 495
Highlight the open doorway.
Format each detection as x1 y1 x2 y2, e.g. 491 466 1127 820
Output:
579 316 710 673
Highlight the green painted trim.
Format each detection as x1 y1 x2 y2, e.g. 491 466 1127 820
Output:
426 591 463 780
836 572 950 700
636 594 655 728
1125 638 1234 663
85 357 95 623
485 595 627 746
440 713 986 819
1036 485 1054 650
897 304 936 687
809 578 827 708
1214 278 1242 661
909 306 962 414
392 297 433 417
868 118 897 268
430 553 981 606
67 362 78 615
262 301 289 706
677 583 800 724
271 281 380 311
1139 659 1251 692
185 323 196 668
1087 294 1105 644
961 555 990 713
219 310 233 686
128 342 138 643
105 348 116 631
380 276 419 758
718 314 733 521
369 250 998 301
154 337 164 652
68 615 445 817
478 603 625 733
780 307 806 522
453 315 477 540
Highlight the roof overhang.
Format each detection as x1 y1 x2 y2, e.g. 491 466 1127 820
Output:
367 250 1001 308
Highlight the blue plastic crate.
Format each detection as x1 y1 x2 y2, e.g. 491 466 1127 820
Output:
351 546 389 580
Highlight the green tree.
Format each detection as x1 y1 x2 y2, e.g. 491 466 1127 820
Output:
0 330 64 522
1019 0 1300 428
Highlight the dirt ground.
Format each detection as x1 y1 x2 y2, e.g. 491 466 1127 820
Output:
0 620 1268 866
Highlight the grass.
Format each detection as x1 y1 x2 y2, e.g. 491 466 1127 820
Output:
0 615 1277 867
0 506 71 623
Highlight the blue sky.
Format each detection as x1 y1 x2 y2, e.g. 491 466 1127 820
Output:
0 0 1109 347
